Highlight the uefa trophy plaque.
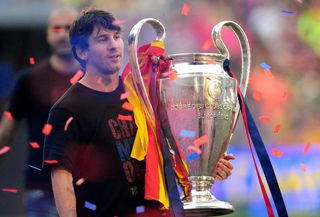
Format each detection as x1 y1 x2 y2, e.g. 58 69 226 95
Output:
128 18 250 216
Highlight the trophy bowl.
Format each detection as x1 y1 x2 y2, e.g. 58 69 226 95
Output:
128 18 250 216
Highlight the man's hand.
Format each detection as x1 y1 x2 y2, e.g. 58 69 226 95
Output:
213 153 235 181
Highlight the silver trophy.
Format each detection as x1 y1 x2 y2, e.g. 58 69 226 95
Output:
128 18 250 216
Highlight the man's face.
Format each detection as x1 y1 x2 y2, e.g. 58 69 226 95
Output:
47 11 77 56
84 26 124 75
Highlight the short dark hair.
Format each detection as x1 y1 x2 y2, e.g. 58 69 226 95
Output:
69 9 121 68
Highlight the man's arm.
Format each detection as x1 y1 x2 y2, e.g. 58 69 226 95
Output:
0 115 18 153
51 166 77 217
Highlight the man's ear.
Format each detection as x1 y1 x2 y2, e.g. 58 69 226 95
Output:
75 45 88 62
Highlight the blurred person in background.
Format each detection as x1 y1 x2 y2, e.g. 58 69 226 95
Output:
0 7 79 217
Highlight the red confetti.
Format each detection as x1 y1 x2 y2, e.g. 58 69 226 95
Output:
29 57 35 65
161 70 175 78
50 28 65 33
181 3 190 16
44 160 58 164
64 117 74 131
252 90 262 101
122 102 134 111
29 142 40 149
201 39 213 51
70 70 84 85
75 178 85 186
258 115 272 122
300 163 307 172
169 73 178 81
3 111 13 121
2 188 18 193
187 145 202 155
0 146 10 155
273 124 281 133
303 142 311 155
271 149 282 157
117 114 133 121
263 69 274 79
207 60 216 65
193 135 208 147
42 124 53 136
120 92 129 100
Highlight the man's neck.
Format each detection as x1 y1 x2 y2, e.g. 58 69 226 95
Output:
79 71 119 93
49 54 78 75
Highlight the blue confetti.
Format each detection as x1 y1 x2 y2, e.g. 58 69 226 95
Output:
28 164 41 171
84 201 96 211
186 153 200 163
259 62 271 70
180 129 196 138
136 205 145 214
281 9 295 14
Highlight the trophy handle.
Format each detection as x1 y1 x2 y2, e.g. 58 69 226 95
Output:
211 21 251 95
128 18 166 121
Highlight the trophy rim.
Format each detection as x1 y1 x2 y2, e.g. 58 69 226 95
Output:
168 53 226 64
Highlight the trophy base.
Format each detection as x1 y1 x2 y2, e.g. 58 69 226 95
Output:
184 200 234 217
183 176 234 216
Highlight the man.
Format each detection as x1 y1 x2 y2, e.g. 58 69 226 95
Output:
43 9 234 217
0 7 79 217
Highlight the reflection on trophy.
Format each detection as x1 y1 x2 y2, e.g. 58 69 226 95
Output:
128 18 250 216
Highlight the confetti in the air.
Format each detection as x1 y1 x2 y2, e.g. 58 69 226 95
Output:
84 201 97 211
273 124 281 133
181 3 190 16
3 111 13 121
180 129 196 138
29 142 40 149
29 57 35 65
259 62 271 70
28 164 41 171
193 135 208 147
44 160 58 164
303 142 311 155
186 153 200 163
122 102 134 111
76 178 85 186
187 145 202 155
271 149 282 157
136 205 145 214
202 39 213 51
169 72 178 81
281 9 295 14
300 163 307 172
161 70 174 78
263 69 274 79
70 70 84 85
118 114 133 121
42 123 53 136
258 115 272 122
120 91 129 100
252 90 262 101
50 28 64 33
2 188 18 193
0 146 10 155
64 117 74 131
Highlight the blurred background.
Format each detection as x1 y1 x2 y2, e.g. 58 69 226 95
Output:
0 0 319 216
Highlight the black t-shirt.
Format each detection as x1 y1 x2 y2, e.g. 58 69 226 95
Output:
43 80 166 217
7 59 77 190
